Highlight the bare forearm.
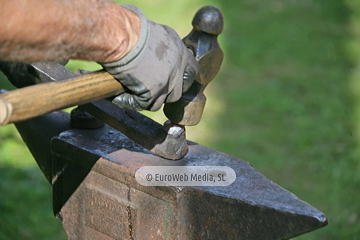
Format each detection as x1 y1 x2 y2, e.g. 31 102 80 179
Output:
0 0 140 63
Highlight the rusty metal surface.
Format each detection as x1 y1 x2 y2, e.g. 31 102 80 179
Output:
51 124 327 240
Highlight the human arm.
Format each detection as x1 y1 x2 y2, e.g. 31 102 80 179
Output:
0 1 199 111
0 0 139 63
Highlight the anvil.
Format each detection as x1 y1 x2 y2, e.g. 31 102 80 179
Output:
14 109 327 239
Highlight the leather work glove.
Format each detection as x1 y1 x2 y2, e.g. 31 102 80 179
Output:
100 5 199 111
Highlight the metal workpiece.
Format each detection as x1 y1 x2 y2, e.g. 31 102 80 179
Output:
26 62 188 159
80 99 188 160
51 125 327 240
164 5 224 126
152 121 188 160
29 61 73 83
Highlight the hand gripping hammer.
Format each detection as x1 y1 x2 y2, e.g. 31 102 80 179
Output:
0 6 224 160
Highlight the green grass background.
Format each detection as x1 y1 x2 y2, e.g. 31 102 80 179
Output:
0 0 359 239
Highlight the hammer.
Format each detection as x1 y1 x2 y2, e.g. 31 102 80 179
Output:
0 6 224 159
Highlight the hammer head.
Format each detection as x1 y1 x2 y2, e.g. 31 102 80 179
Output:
164 6 224 126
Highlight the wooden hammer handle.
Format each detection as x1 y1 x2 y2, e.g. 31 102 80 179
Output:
0 71 124 125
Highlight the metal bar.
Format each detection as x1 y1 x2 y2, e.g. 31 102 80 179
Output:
27 62 188 159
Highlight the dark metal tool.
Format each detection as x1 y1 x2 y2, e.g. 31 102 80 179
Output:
164 6 224 126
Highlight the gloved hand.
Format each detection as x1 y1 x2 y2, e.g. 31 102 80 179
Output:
100 5 199 111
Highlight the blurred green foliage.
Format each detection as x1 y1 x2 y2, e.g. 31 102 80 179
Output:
1 0 360 239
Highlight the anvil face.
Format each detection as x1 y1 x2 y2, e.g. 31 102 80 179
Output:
51 124 327 240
